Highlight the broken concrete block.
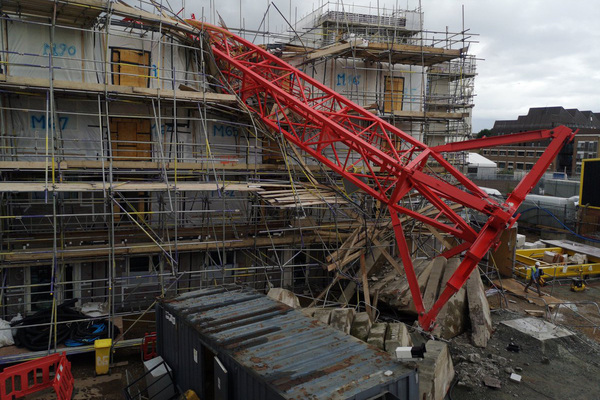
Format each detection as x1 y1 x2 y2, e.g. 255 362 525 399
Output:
404 259 434 312
329 308 355 334
267 287 300 308
418 340 455 400
384 322 413 356
367 322 388 350
422 257 447 311
300 307 316 318
313 309 332 325
483 375 501 389
466 269 493 348
350 312 372 341
433 258 468 339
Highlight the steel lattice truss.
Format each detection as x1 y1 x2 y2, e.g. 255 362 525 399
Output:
189 20 575 330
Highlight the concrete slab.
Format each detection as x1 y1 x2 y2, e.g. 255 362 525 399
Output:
299 307 316 318
433 258 467 339
418 340 455 400
350 312 372 341
466 269 493 348
367 322 388 350
329 308 355 334
313 309 332 325
501 318 574 341
267 287 300 308
384 322 413 356
422 258 447 310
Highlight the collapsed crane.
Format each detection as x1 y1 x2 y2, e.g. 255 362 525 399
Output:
188 20 575 330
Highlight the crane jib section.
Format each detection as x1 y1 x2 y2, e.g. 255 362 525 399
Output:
188 20 575 330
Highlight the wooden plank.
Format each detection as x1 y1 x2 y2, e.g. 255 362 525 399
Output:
0 181 265 193
2 232 348 264
372 238 404 277
360 254 373 321
425 225 454 251
391 110 469 120
0 76 236 103
305 42 352 60
491 278 563 308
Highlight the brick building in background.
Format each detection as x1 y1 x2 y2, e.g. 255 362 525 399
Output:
483 107 600 176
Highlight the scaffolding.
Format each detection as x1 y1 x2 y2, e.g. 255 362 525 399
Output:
0 0 477 361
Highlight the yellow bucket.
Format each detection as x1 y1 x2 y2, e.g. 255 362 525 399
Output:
94 338 112 375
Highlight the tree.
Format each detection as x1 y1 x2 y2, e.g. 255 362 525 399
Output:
476 128 492 138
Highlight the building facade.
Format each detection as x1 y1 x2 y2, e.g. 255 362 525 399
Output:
484 107 600 176
0 0 477 358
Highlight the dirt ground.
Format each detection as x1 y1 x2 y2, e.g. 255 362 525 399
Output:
27 348 146 400
18 278 600 400
448 278 600 400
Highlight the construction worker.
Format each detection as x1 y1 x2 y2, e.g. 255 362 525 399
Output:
524 261 543 296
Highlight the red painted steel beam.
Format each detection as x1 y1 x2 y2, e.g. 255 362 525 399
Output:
432 128 576 152
189 20 575 331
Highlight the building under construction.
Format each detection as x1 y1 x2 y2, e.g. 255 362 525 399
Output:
0 0 479 360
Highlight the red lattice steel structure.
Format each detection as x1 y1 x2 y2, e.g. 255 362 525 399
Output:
188 20 575 330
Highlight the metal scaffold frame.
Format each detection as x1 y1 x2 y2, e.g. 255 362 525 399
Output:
0 0 558 360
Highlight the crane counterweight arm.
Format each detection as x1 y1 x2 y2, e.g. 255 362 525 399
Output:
188 19 576 330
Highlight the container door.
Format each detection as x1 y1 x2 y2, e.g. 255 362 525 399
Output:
214 356 229 400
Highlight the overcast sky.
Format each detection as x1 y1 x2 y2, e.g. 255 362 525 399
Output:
183 0 600 133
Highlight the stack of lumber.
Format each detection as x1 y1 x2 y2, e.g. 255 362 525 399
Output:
257 186 345 208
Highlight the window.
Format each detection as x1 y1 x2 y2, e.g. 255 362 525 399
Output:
490 150 498 156
517 151 525 157
499 150 506 156
526 163 533 170
508 150 515 156
383 76 405 113
508 162 514 169
536 151 543 157
498 162 506 169
516 163 524 170
111 48 151 87
526 151 534 157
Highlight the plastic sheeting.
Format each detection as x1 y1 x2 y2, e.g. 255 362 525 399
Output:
4 20 198 88
5 19 99 82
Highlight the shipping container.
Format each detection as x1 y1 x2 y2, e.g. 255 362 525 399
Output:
156 285 418 400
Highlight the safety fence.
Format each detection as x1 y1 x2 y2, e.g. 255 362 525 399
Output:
0 352 73 400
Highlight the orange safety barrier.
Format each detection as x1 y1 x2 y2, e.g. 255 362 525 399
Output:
53 355 74 400
141 332 157 361
0 352 73 400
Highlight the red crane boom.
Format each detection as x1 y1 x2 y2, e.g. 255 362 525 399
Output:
189 20 575 330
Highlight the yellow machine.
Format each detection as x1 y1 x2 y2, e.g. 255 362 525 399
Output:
571 278 586 292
